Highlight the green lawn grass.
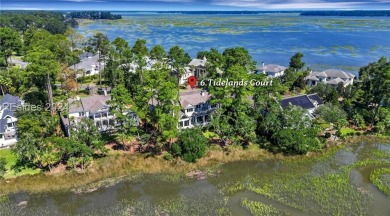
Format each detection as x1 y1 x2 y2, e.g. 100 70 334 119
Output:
340 128 357 136
203 130 219 139
0 149 40 179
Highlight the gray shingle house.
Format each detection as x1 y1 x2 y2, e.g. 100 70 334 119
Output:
0 94 23 148
63 94 137 135
256 63 286 78
305 69 355 87
178 89 218 129
70 52 103 77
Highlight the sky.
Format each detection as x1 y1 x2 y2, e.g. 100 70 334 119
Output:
1 0 389 11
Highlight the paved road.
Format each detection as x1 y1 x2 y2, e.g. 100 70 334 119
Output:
10 58 28 69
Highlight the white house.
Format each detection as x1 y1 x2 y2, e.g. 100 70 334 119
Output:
256 63 286 78
178 89 218 129
0 94 23 148
188 56 207 78
64 94 137 133
305 69 355 87
70 52 104 78
179 67 195 85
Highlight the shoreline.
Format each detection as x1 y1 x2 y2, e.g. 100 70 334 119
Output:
0 135 388 195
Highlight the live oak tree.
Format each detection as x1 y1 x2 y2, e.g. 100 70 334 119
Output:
209 65 255 145
222 47 256 72
266 105 322 154
25 47 59 115
314 103 348 139
357 57 390 126
171 127 207 162
0 27 22 67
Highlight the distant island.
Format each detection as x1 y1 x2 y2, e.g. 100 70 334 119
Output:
67 11 122 20
300 10 390 17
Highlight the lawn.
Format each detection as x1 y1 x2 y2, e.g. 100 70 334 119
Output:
0 149 40 179
340 127 357 137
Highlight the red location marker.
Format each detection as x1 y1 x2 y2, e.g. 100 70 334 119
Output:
188 76 197 89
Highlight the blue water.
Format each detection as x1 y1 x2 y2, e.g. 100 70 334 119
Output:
76 13 390 74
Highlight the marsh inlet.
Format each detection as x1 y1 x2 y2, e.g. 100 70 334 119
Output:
1 141 390 215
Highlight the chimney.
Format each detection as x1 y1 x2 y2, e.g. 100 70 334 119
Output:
201 90 205 96
103 89 107 96
262 61 265 67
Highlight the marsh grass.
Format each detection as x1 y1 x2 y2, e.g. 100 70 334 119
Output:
241 199 283 216
0 145 272 194
370 168 390 196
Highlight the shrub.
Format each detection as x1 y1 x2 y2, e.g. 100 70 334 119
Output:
163 153 173 161
170 128 207 163
0 158 7 179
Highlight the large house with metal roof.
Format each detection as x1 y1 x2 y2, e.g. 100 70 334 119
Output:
0 94 23 148
305 69 355 87
280 94 323 119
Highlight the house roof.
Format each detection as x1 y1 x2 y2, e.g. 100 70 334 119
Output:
0 119 7 133
80 52 94 59
71 54 100 71
260 64 286 73
68 94 110 113
179 89 211 108
0 108 15 119
306 69 355 81
0 94 21 106
327 77 345 85
281 95 316 110
322 69 355 79
188 58 207 67
307 94 323 105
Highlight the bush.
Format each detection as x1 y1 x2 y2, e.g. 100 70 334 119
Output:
163 153 173 161
170 128 207 163
0 158 7 179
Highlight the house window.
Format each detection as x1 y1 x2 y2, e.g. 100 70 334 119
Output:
196 104 201 110
7 123 12 128
186 108 194 113
184 120 190 127
211 104 217 108
205 115 210 122
79 112 85 116
0 134 3 139
179 121 184 128
197 116 204 124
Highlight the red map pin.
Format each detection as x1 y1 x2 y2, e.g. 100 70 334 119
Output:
188 76 197 89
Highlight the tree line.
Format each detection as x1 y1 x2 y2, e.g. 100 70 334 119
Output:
67 11 122 20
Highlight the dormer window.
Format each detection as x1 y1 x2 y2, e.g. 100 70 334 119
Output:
186 108 194 113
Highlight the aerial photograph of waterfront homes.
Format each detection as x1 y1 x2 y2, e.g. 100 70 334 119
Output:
0 0 390 215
